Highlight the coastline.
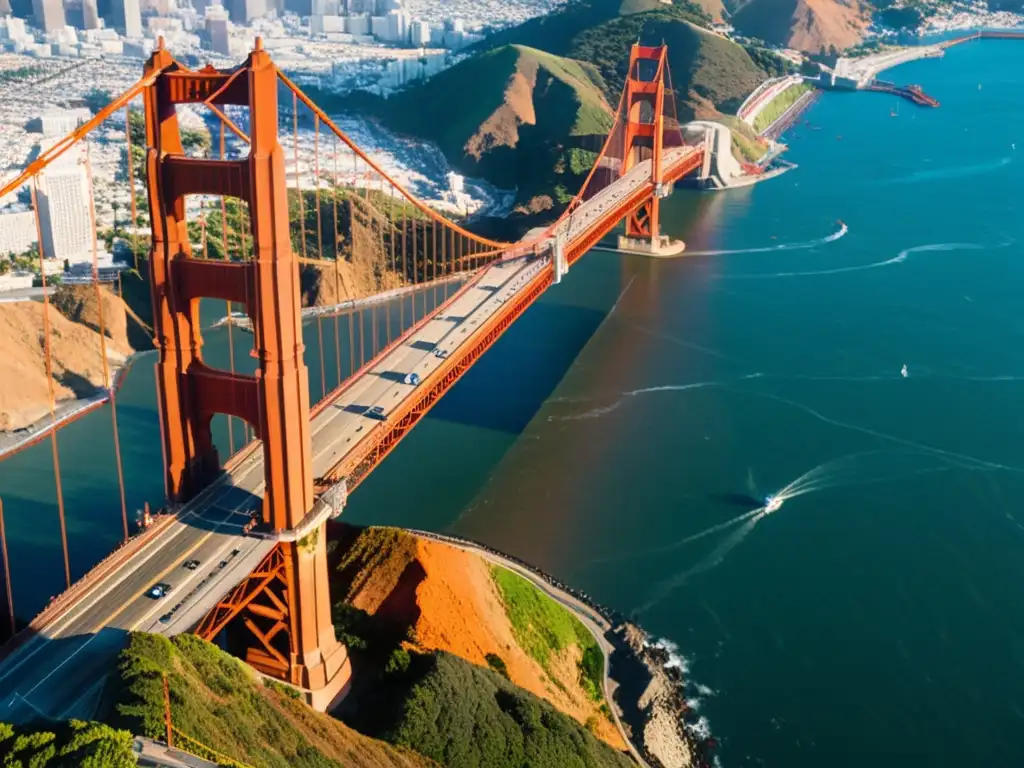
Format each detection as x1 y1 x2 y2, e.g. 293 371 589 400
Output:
0 351 143 461
406 528 716 768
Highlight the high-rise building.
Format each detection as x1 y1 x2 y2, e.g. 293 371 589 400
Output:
206 5 229 54
346 13 368 35
409 20 427 47
0 0 12 18
36 164 95 265
384 8 405 43
309 0 335 15
229 0 265 23
31 0 65 33
107 0 141 37
82 0 100 27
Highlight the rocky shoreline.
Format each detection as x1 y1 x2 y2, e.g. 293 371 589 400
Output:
609 624 718 768
405 528 718 768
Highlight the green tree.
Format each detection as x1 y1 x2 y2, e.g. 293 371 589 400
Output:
0 720 136 767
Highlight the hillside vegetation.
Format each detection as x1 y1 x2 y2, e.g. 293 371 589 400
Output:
478 0 767 120
347 651 635 768
358 0 774 219
0 720 136 766
332 526 625 750
369 44 613 211
107 632 434 768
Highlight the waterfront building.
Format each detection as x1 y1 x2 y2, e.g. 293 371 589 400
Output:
409 19 428 47
346 13 369 35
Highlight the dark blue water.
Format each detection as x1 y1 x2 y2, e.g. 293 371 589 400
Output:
4 39 1024 767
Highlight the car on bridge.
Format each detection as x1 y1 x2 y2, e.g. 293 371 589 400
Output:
183 559 200 571
147 583 172 599
404 372 421 385
364 405 385 420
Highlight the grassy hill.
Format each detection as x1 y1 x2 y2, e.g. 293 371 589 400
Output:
105 633 434 768
340 0 781 229
331 526 625 750
346 650 636 768
368 44 614 211
478 0 767 120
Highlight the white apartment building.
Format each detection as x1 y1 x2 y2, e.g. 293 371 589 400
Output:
0 211 37 257
36 164 95 265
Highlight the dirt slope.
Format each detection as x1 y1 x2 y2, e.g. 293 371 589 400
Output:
335 527 628 752
731 0 870 53
0 286 133 431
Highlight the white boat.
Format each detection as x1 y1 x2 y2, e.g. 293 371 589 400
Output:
764 495 783 513
901 364 908 378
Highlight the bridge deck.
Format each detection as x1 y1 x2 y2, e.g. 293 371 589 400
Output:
0 146 699 723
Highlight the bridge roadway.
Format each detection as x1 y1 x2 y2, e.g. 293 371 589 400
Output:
0 145 699 724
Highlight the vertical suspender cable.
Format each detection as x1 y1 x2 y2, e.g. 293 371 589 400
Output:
124 105 140 272
0 499 15 638
86 141 129 543
219 121 238 453
331 135 342 387
313 115 326 400
30 179 71 590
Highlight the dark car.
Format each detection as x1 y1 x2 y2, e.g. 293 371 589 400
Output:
183 559 200 571
147 583 172 599
365 405 385 419
158 613 173 624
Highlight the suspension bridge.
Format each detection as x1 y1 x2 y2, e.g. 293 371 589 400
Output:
0 38 709 719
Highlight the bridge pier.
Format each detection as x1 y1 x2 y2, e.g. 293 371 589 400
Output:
552 233 567 284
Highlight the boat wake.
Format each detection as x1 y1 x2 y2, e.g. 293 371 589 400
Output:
548 374 765 422
683 222 848 257
885 156 1012 185
721 241 986 279
634 449 972 613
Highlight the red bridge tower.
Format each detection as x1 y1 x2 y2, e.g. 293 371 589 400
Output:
619 44 687 256
143 40 349 708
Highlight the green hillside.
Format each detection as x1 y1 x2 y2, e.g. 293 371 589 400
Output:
372 44 614 208
106 633 433 768
478 0 767 119
346 650 636 768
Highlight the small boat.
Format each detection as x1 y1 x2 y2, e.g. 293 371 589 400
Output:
901 364 908 378
765 495 783 513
